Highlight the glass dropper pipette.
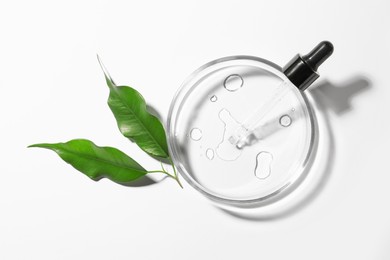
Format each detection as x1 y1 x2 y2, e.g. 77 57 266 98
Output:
229 41 334 149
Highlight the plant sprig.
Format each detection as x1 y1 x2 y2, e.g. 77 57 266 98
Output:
29 56 182 188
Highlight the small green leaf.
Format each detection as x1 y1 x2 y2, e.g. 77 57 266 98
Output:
107 85 169 158
96 59 169 159
29 139 147 183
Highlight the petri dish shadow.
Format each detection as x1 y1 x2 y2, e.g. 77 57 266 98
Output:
217 75 372 221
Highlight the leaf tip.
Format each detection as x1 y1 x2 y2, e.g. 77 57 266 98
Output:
96 54 104 70
27 143 54 150
97 54 116 88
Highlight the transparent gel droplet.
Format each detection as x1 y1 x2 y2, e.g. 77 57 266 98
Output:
224 74 243 92
254 152 273 179
210 95 218 102
216 109 242 161
279 115 292 127
206 148 215 160
190 128 202 141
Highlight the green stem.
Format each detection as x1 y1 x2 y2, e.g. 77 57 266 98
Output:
147 170 175 179
168 157 183 188
160 162 167 173
147 164 183 188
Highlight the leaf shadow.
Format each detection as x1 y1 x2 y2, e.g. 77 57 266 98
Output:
118 175 169 187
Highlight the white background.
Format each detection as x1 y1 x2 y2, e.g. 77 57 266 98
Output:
1 0 390 259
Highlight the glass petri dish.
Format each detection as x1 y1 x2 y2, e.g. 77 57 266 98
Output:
167 56 317 208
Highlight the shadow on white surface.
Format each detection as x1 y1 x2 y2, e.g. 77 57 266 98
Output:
120 175 168 187
216 76 372 221
312 77 372 115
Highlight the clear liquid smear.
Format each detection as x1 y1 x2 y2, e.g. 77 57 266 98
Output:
224 74 243 92
254 152 273 179
216 109 242 161
206 148 215 160
279 114 292 127
190 128 202 141
210 95 218 102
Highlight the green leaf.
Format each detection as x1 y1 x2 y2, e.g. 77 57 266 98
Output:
107 85 169 158
28 139 147 183
97 58 169 159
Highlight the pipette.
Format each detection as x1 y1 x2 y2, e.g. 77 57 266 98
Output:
230 41 334 149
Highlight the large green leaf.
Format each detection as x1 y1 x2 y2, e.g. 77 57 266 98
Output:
29 139 147 183
102 75 169 159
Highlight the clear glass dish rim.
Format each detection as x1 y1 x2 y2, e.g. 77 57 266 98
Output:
167 56 317 208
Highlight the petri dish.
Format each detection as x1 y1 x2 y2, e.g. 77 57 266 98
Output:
167 56 317 208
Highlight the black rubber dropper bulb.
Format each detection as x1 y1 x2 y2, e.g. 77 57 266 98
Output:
283 41 334 91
